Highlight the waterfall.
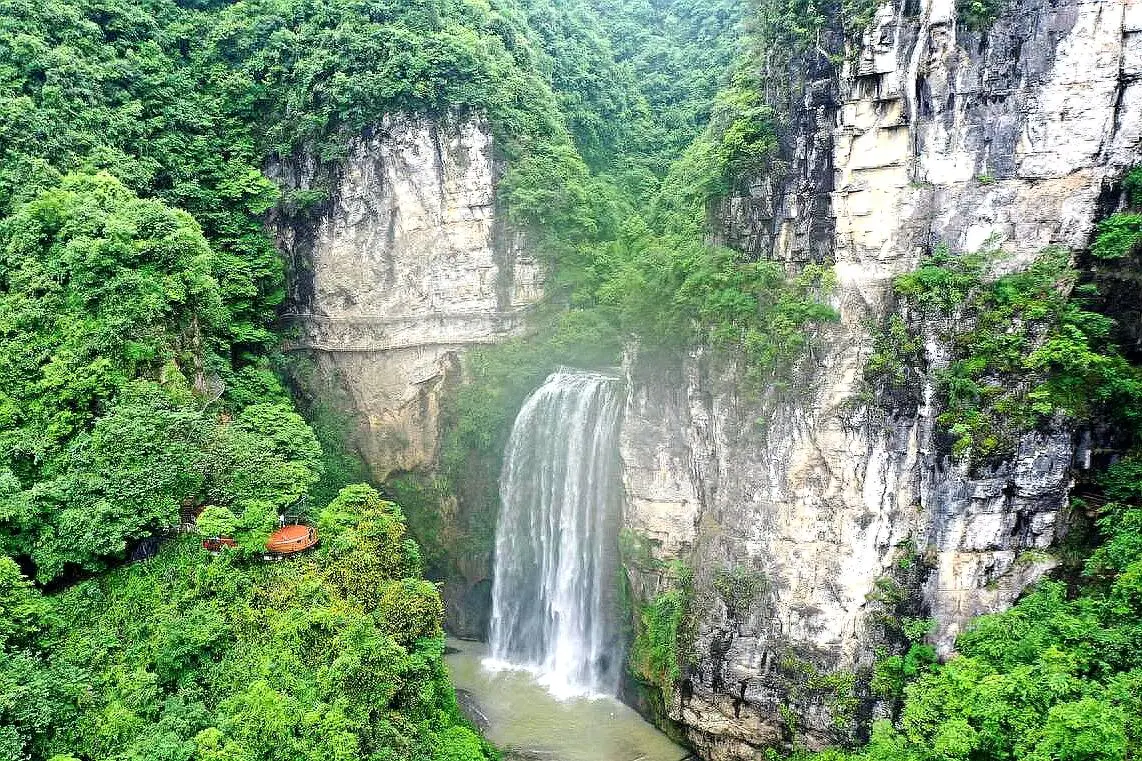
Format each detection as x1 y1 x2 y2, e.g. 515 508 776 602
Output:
487 369 624 699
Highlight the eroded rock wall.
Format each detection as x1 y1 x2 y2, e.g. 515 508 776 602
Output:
620 1 1142 756
270 114 543 479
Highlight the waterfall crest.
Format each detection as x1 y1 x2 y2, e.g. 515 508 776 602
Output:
487 369 624 699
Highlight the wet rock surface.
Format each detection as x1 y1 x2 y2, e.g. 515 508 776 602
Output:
455 688 492 733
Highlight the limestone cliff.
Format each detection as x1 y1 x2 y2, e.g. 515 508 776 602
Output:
269 114 543 480
619 0 1142 756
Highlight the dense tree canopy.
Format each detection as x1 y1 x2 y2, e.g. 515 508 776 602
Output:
4 0 1139 758
0 172 335 581
0 485 491 761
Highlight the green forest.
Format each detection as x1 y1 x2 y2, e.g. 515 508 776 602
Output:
1 0 1140 759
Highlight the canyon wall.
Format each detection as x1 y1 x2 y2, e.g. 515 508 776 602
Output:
619 0 1142 756
263 4 1141 755
270 114 543 480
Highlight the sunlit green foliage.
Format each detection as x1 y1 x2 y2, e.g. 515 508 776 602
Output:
1 4 537 756
0 557 47 649
195 506 238 540
865 315 924 390
650 80 777 218
1091 213 1142 260
888 244 1142 460
0 175 326 580
632 588 688 690
0 173 226 467
586 0 744 177
0 0 285 346
1092 169 1142 260
957 0 1004 29
0 485 492 761
870 619 937 701
495 0 837 381
321 484 425 605
628 561 693 697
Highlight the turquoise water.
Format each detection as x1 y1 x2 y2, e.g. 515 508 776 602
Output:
445 637 689 761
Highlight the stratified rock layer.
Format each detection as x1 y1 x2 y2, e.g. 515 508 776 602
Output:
619 1 1142 756
270 114 542 478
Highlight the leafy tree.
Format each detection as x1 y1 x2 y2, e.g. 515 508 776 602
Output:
196 506 239 539
0 173 226 472
207 403 324 510
0 557 47 648
376 579 445 646
321 484 419 607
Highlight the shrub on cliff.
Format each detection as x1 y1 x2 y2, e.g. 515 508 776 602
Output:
874 243 1142 463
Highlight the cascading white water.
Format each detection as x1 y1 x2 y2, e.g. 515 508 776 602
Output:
486 369 624 699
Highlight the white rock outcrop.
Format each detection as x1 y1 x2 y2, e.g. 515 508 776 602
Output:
271 114 543 477
620 1 1142 755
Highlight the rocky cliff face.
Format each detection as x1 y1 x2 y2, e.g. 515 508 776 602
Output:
619 1 1142 756
270 114 543 479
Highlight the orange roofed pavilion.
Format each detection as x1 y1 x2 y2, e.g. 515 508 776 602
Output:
265 524 318 556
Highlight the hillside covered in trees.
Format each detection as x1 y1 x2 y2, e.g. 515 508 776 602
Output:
2 0 1141 759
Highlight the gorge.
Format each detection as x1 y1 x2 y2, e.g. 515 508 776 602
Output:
269 0 1142 755
273 0 1142 753
2 0 1141 760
